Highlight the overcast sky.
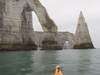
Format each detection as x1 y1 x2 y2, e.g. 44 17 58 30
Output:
32 0 100 48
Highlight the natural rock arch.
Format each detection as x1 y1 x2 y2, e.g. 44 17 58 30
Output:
21 0 58 32
20 0 58 48
0 0 94 50
0 0 58 50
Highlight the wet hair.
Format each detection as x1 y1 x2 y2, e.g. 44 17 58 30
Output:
57 67 61 72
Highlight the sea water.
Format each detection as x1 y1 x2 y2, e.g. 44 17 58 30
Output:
0 49 100 75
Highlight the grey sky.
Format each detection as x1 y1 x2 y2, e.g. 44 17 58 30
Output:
32 0 100 48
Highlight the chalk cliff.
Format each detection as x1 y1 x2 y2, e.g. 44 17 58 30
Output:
0 0 94 50
74 12 94 49
0 0 58 50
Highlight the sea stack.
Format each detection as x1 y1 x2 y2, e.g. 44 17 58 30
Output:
74 11 94 49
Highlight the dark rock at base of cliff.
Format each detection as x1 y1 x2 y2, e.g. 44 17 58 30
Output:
41 39 63 50
0 43 37 51
41 45 63 50
73 43 94 49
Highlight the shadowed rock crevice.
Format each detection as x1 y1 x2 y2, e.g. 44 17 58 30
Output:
41 36 62 50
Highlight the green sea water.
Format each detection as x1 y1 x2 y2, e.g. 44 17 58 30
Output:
0 49 100 75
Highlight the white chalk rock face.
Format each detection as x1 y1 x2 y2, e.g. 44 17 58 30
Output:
74 11 94 49
0 0 58 50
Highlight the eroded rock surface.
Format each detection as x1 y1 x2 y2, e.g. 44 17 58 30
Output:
74 12 94 49
0 0 58 50
0 0 94 50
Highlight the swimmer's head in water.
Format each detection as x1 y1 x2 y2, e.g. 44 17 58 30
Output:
56 65 61 71
56 65 60 68
54 65 63 75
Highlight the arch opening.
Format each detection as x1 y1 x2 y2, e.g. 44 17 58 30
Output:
32 11 43 32
63 41 70 49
